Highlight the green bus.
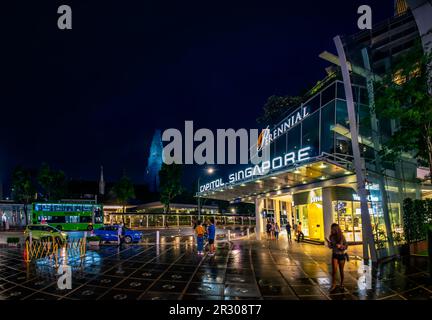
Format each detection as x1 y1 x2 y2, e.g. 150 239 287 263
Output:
31 202 104 231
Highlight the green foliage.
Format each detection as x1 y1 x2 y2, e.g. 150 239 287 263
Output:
113 174 135 211
6 237 20 244
11 166 36 225
372 225 388 250
402 198 431 244
374 44 432 178
257 95 303 125
87 236 101 242
159 163 183 213
37 163 66 200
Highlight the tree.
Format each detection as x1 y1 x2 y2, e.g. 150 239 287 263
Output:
112 173 135 223
37 163 66 200
257 95 303 125
11 166 36 225
374 44 432 181
159 163 182 214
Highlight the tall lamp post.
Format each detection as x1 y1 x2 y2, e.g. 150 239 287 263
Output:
197 167 214 222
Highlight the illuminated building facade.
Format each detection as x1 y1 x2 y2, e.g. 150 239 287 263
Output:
197 4 432 261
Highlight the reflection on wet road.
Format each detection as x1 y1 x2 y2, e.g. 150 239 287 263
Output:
0 236 431 300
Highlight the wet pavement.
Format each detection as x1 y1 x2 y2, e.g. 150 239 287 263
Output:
0 236 431 300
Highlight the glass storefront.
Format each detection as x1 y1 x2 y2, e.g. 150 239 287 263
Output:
295 203 324 241
293 189 324 241
332 200 362 242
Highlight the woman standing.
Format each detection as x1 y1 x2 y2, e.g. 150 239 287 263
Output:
326 223 348 292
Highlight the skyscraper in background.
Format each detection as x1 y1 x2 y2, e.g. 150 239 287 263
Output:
145 129 163 192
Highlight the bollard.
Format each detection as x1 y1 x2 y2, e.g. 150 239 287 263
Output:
228 230 231 241
156 230 160 245
428 227 432 280
247 228 250 239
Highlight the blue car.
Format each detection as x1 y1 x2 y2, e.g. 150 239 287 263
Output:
94 225 143 244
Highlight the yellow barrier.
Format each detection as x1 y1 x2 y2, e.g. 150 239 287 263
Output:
24 236 86 267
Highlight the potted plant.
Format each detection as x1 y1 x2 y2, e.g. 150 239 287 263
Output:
87 236 101 247
6 237 20 247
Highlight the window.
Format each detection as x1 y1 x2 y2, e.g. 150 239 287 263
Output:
321 83 336 106
320 101 335 154
303 95 321 114
301 111 319 156
287 124 300 151
274 134 287 158
336 82 346 100
65 216 79 223
80 216 92 223
336 100 349 127
50 216 66 223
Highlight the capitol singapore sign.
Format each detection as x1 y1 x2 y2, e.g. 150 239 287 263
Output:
199 146 311 192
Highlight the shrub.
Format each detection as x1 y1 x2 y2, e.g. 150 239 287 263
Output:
87 236 101 242
403 198 429 244
7 237 20 244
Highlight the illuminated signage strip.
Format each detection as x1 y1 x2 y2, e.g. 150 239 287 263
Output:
199 146 311 193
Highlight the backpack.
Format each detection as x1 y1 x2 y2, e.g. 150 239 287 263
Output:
196 225 204 237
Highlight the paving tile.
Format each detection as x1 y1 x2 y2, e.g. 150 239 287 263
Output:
148 280 188 293
115 278 153 291
0 286 36 300
99 288 144 300
224 283 261 297
185 282 224 296
400 287 432 300
291 285 325 296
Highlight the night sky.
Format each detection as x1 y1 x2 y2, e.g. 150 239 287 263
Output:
1 1 393 194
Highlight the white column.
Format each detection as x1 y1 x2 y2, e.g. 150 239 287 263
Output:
255 198 264 240
334 35 377 262
322 187 334 241
274 200 281 227
177 215 179 227
146 215 149 228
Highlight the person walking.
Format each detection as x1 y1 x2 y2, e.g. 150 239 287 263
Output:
117 223 123 246
296 222 304 242
207 217 216 255
286 222 292 243
326 223 348 292
274 222 280 240
266 220 272 240
195 220 205 255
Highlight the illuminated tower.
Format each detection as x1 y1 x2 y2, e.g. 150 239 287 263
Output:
145 129 163 192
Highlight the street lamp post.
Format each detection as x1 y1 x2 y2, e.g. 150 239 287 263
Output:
197 168 214 222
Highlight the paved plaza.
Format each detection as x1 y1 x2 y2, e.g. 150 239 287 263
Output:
0 235 431 300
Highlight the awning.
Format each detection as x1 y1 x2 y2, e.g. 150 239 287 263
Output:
197 156 353 202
